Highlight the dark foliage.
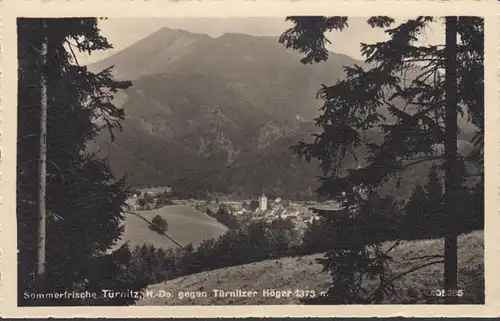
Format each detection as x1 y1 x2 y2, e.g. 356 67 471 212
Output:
136 198 147 208
149 214 168 234
143 193 155 203
300 217 339 255
156 194 174 207
17 18 147 306
129 244 179 285
206 204 241 229
129 218 298 285
279 16 483 304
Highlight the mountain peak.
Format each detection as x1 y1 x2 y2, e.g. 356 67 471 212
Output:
156 26 200 37
89 25 363 193
217 32 277 42
219 32 264 38
88 26 212 80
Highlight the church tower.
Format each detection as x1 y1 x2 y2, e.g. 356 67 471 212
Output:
259 193 268 211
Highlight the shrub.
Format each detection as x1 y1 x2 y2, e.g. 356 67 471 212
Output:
213 205 240 229
143 193 155 204
136 198 147 208
156 196 174 206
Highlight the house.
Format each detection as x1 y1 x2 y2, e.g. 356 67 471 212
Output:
309 202 349 223
243 200 259 211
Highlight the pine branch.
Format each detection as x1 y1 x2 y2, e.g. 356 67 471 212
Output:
383 239 401 255
389 260 444 283
404 254 444 261
401 155 443 169
279 15 483 305
65 40 81 67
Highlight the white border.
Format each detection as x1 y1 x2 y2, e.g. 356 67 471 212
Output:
1 0 499 317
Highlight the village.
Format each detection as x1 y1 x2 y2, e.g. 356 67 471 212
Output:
126 187 344 232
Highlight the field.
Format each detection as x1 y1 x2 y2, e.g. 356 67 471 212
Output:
119 204 228 249
137 230 484 305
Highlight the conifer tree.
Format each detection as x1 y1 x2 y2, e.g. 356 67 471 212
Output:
36 19 48 291
17 18 147 306
405 165 444 238
280 16 483 303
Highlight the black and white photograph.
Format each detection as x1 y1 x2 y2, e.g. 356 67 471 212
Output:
15 15 484 307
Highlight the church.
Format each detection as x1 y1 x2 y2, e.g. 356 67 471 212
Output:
259 193 268 211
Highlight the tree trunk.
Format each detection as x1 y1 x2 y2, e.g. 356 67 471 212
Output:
444 16 458 304
36 18 48 291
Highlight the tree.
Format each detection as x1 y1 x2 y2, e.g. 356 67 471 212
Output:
405 165 444 239
149 214 168 234
36 19 48 291
301 217 339 255
136 197 147 208
129 244 176 285
17 18 147 306
126 210 184 250
279 16 483 303
245 220 273 261
143 192 155 204
213 204 240 229
268 217 295 257
156 194 174 206
443 16 459 303
178 243 196 275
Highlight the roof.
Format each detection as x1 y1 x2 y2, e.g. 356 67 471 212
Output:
309 202 343 212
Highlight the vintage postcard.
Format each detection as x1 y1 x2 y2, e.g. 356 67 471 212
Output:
1 0 499 317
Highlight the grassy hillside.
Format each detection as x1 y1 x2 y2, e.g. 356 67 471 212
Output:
137 230 483 305
119 205 228 249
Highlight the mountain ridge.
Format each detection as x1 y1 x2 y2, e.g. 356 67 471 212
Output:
88 26 478 199
88 26 357 197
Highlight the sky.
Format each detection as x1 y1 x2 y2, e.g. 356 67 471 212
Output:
79 17 446 65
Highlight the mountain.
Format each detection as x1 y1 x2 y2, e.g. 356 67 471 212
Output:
88 27 362 198
88 27 480 199
89 28 213 81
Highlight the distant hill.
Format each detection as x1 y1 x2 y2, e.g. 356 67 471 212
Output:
137 230 484 305
88 26 480 199
119 205 228 250
87 27 361 197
